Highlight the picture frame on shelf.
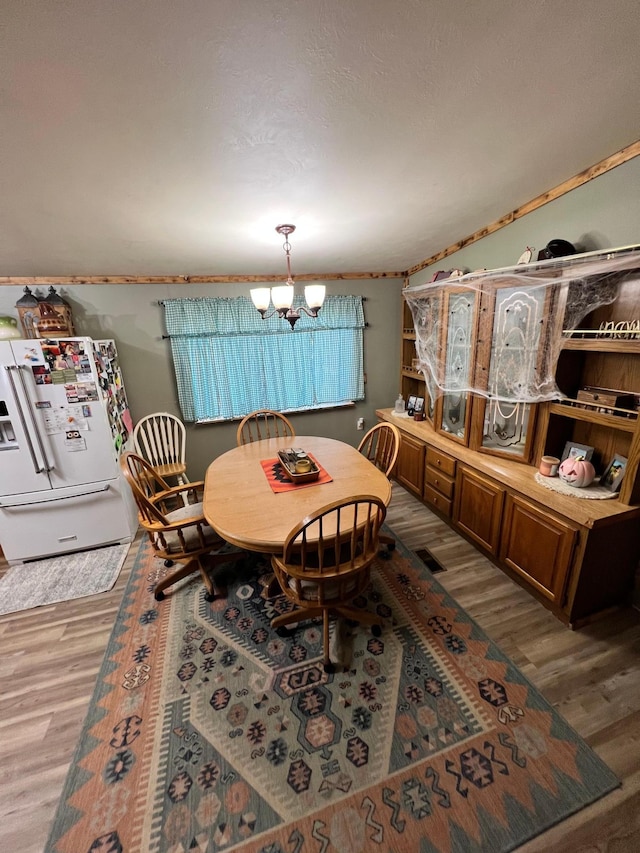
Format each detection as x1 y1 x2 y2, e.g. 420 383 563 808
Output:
600 454 627 492
406 395 417 416
414 396 425 414
560 441 594 463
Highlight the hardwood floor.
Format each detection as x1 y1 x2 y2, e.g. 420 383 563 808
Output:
1 485 640 852
0 530 146 853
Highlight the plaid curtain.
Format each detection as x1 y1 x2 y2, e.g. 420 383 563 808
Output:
163 295 365 422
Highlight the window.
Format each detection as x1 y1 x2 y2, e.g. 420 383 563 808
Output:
163 295 365 423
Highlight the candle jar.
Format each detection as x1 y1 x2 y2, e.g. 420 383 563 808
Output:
539 455 560 477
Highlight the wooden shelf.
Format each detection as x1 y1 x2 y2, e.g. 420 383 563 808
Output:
548 402 638 432
562 338 640 353
402 367 424 379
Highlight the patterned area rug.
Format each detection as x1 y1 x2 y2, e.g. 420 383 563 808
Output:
0 542 130 616
46 531 618 852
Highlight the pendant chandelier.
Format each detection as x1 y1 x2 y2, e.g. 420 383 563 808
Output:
250 224 326 329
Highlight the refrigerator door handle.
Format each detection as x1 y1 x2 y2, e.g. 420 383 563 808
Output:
4 366 47 474
0 483 110 508
14 364 54 472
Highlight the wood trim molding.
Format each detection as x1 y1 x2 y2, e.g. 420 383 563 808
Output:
406 139 640 277
0 271 404 287
1 140 637 287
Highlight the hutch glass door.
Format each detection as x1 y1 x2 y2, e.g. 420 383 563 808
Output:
477 285 546 458
438 289 477 442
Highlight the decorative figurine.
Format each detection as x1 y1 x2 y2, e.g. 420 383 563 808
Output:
41 286 75 336
16 285 76 338
558 456 595 488
16 286 40 338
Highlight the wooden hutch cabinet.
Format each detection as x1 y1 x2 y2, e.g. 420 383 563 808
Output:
385 247 640 626
453 465 504 556
499 494 578 605
395 432 425 497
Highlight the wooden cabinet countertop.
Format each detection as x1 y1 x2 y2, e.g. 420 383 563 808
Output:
377 408 640 529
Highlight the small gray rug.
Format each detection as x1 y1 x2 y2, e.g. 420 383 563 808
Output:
0 543 131 616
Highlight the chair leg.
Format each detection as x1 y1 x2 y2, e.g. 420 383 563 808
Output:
200 551 245 602
154 559 200 601
198 558 217 602
335 606 383 637
154 551 243 602
378 532 395 558
334 606 383 629
322 609 335 673
271 606 324 629
264 573 283 598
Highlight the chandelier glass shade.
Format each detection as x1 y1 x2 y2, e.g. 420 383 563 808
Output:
250 225 326 329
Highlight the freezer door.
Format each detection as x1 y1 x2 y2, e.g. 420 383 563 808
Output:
0 476 138 563
0 341 54 495
7 338 118 490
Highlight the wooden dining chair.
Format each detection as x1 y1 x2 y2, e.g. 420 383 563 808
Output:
120 451 242 602
357 422 400 477
270 495 387 673
236 409 295 446
133 412 189 486
358 421 400 553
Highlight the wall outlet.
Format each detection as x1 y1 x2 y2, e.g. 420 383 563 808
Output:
357 417 365 430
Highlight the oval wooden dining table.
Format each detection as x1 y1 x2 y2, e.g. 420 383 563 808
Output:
203 435 392 554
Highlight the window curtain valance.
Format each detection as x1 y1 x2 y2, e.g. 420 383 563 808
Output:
163 295 365 337
163 295 365 422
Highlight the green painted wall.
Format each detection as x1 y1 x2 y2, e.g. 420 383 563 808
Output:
0 278 402 479
410 156 640 284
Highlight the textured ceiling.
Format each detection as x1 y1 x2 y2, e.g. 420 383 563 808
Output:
3 0 640 277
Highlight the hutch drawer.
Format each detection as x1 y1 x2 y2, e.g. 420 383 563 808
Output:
424 483 453 517
425 465 455 499
426 446 456 477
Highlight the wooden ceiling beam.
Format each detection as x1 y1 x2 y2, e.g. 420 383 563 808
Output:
0 271 405 287
406 139 640 276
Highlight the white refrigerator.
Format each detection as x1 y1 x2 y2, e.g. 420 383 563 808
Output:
0 337 138 564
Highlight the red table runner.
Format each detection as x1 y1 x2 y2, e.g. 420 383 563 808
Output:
260 454 333 493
